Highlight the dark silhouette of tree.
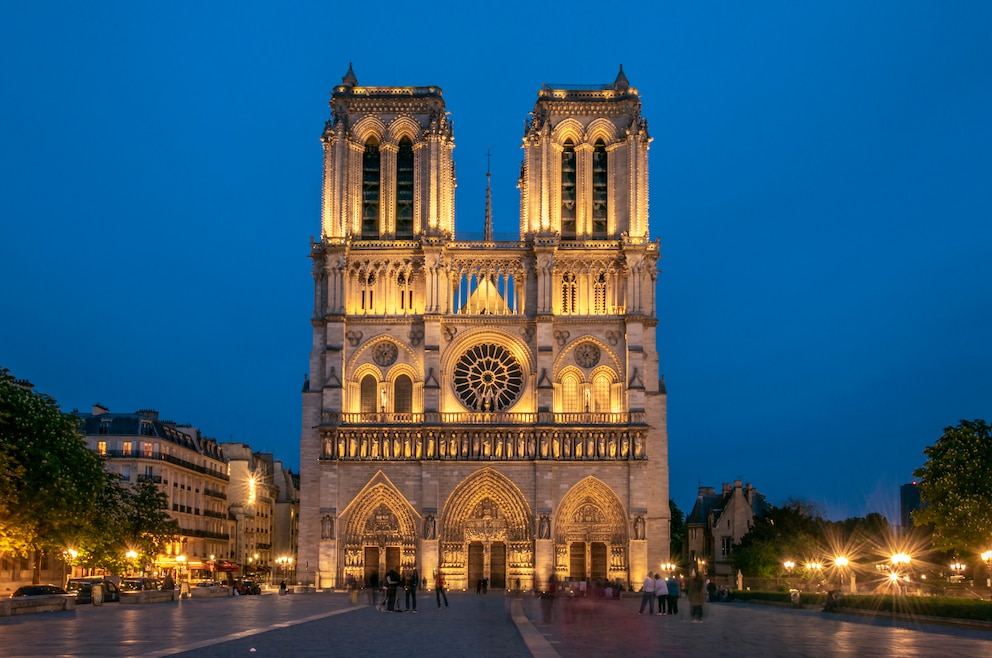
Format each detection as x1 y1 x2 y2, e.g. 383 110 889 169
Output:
669 499 685 561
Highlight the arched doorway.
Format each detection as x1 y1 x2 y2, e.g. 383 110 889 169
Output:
554 477 629 585
438 468 533 591
340 476 418 587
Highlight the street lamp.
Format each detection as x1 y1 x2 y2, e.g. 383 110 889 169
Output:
125 550 138 576
783 560 795 584
980 551 992 596
949 561 966 583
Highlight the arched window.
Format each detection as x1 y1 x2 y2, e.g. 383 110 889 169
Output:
394 374 413 413
561 272 577 314
395 137 414 239
362 137 381 239
592 139 607 238
361 271 376 311
561 140 577 239
360 374 378 413
562 374 580 413
593 272 607 314
593 373 611 413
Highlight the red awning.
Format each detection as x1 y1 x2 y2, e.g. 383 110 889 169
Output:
207 560 241 572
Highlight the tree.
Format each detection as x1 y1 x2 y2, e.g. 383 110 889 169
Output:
731 501 825 578
0 368 108 583
669 499 685 562
913 419 992 551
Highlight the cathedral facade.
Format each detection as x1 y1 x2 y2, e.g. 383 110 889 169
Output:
298 65 669 591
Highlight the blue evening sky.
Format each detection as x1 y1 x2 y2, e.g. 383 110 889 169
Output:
2 2 990 521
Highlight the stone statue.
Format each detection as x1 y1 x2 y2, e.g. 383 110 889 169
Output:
538 515 551 540
424 515 436 540
633 515 645 540
321 515 334 540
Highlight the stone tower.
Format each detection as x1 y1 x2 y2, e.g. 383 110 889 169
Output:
299 64 668 591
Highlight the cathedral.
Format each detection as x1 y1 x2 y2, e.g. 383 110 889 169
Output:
298 64 669 591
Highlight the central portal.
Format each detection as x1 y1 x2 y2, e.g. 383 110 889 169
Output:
468 542 484 587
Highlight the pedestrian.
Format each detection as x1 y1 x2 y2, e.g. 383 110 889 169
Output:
666 574 680 615
689 571 706 622
385 568 401 612
638 572 656 615
367 572 379 607
655 572 666 615
482 577 488 594
405 568 419 612
435 570 449 608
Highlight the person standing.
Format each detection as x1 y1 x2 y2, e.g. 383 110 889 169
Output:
405 568 419 612
666 575 680 615
367 572 379 607
385 569 401 612
655 572 666 615
638 572 656 615
689 571 706 622
435 570 448 608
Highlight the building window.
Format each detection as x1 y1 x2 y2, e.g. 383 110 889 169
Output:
360 374 378 413
97 441 107 456
99 421 111 434
721 536 733 558
122 441 132 456
361 272 375 311
121 465 131 482
562 374 580 413
561 272 576 314
593 272 607 314
592 139 607 238
142 442 154 458
362 138 381 239
397 273 412 311
395 137 414 239
561 140 576 239
593 374 611 413
394 375 412 413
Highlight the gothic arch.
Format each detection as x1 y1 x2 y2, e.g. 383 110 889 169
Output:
340 471 420 547
552 335 622 377
442 328 534 376
347 335 421 376
386 116 422 145
551 118 584 146
351 116 388 143
554 476 628 545
439 467 533 544
586 118 620 145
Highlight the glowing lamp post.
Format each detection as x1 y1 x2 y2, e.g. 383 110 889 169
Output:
981 551 992 595
125 550 138 576
949 561 966 583
783 560 795 586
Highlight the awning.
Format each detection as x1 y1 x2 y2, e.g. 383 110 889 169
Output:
206 560 241 572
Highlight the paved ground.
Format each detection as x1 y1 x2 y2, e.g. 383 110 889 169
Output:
1 590 990 657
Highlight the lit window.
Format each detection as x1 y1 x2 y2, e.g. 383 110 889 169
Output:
593 374 611 413
394 375 413 413
561 272 576 314
562 375 580 413
122 441 132 456
593 272 607 314
142 442 153 458
360 374 377 413
97 441 107 455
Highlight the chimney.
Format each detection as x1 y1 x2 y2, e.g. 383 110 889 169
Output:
92 403 109 416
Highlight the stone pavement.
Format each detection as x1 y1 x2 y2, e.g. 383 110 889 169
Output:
1 590 990 657
521 593 992 657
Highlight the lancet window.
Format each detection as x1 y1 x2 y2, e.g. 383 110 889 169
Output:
561 140 577 239
362 138 381 239
360 271 375 311
395 137 414 239
593 373 611 413
592 139 608 238
394 375 412 413
397 272 413 311
451 260 523 315
593 272 607 314
561 272 577 314
562 374 581 413
360 374 377 413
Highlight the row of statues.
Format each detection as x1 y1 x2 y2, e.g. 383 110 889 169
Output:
325 429 647 461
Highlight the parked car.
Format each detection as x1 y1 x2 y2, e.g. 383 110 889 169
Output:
120 577 162 592
65 577 120 604
10 585 67 597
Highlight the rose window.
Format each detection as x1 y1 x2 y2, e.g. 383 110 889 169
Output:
452 344 523 411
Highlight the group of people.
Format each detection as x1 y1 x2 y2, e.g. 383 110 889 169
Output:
361 568 450 611
637 572 682 616
638 571 707 622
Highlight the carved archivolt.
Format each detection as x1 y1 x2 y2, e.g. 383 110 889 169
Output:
553 335 622 377
439 468 533 545
554 476 628 545
341 481 419 548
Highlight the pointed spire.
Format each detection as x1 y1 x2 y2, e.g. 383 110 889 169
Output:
342 62 358 87
614 64 629 91
484 148 493 242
